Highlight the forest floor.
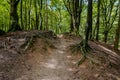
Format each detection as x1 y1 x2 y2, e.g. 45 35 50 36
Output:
0 30 120 80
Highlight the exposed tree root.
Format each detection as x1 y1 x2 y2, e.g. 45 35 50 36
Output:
8 25 22 32
20 31 57 53
70 40 92 65
44 39 57 49
77 55 86 66
23 36 34 52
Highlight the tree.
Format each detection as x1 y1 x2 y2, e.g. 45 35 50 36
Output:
38 0 43 30
44 0 49 30
8 0 22 31
84 0 93 49
114 0 120 50
28 0 32 30
71 0 93 65
63 0 83 34
95 0 101 41
101 0 118 42
34 0 39 30
24 0 27 30
20 0 23 29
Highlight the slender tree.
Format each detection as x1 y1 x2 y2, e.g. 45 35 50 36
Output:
38 0 43 30
114 0 120 50
34 0 38 29
84 0 93 48
95 0 100 41
24 0 27 30
20 0 23 29
72 0 93 65
101 0 118 43
63 0 83 34
44 0 48 30
28 0 32 30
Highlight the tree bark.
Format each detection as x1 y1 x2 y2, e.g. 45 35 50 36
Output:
95 0 100 41
84 0 93 46
34 0 38 30
28 0 32 30
9 0 21 31
20 0 23 29
63 0 83 34
114 0 120 50
39 0 43 30
78 0 92 53
45 0 48 30
24 0 27 30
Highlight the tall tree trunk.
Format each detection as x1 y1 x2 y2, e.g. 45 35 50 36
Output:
77 0 83 34
78 0 92 53
39 0 43 30
101 0 117 43
70 15 74 32
95 0 100 41
63 0 83 34
72 0 83 34
34 0 38 30
45 0 48 30
24 0 27 30
9 0 21 31
114 0 120 50
20 0 23 29
28 0 32 30
84 0 93 46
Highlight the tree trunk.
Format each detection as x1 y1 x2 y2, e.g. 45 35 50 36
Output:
114 25 120 50
79 0 92 53
20 0 23 29
70 15 74 33
39 0 43 30
114 0 120 50
28 0 32 30
34 0 38 30
96 0 100 41
104 31 109 43
72 0 83 34
45 0 48 30
84 0 93 46
9 0 21 31
24 0 27 30
77 0 83 34
63 0 83 34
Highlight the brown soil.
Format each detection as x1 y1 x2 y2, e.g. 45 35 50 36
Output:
0 31 120 80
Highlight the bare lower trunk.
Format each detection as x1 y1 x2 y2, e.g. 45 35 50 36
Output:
104 31 108 43
9 0 21 31
114 1 120 50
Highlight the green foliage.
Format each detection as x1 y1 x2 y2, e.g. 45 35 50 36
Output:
0 1 10 31
0 0 119 47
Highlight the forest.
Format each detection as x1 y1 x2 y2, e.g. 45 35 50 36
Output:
0 0 120 80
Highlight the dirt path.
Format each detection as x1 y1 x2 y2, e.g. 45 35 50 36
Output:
1 32 120 80
15 37 78 80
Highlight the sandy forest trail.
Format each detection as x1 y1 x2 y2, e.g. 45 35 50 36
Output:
16 36 79 80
